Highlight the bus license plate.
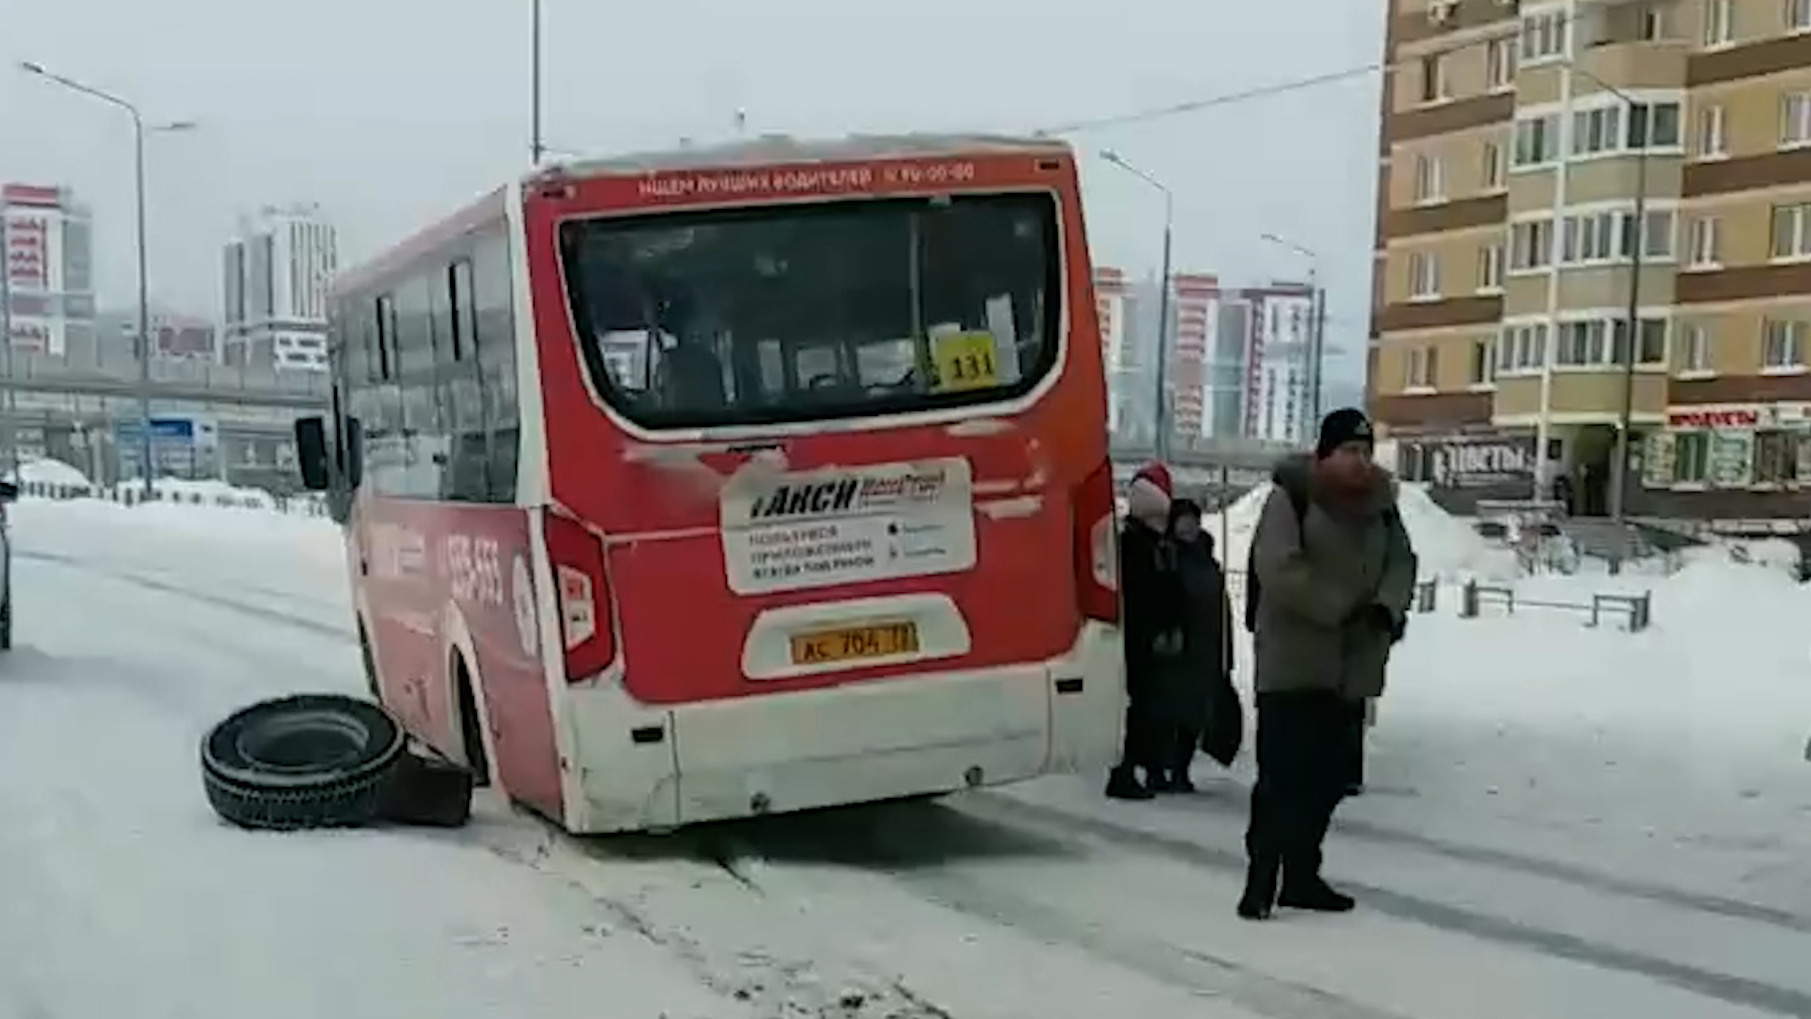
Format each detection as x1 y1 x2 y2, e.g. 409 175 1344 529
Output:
789 622 920 665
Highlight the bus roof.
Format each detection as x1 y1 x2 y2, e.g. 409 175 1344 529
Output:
533 132 1071 180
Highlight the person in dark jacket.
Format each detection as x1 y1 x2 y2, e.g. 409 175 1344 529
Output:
1106 463 1188 801
1148 498 1236 793
1237 408 1417 920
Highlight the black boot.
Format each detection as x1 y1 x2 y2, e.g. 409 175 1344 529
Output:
1237 854 1279 920
1278 872 1355 913
1104 766 1154 800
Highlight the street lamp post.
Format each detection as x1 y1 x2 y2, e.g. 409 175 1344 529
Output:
1102 150 1175 463
18 61 193 498
1261 233 1326 440
0 215 13 478
531 0 546 165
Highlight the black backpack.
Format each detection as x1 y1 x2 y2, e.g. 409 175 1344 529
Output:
1243 476 1401 633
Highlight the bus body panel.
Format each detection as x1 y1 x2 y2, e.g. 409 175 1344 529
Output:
331 136 1121 833
515 140 1123 828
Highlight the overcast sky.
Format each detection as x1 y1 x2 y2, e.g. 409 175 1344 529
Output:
1 0 1385 380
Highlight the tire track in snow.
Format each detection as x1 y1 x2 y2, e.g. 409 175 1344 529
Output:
1094 783 1811 936
16 549 351 641
461 811 960 1019
689 803 1407 1019
970 793 1811 1018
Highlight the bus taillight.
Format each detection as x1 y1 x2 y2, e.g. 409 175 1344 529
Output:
544 511 616 682
1072 460 1119 625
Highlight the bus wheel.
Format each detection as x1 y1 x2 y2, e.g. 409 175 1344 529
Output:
200 694 406 831
451 656 492 790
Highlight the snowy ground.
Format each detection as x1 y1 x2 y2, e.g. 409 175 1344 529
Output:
2 496 1809 1018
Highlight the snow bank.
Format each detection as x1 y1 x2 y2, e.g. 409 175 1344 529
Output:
8 456 92 489
1388 556 1811 770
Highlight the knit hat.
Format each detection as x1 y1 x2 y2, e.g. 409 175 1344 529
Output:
1316 407 1374 459
1125 462 1173 525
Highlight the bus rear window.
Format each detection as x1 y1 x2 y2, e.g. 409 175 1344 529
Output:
558 192 1060 429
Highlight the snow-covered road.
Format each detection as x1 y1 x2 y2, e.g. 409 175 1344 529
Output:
2 498 1808 1018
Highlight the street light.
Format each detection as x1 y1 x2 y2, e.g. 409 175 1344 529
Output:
1261 232 1328 440
1101 149 1176 463
18 60 194 497
531 0 545 164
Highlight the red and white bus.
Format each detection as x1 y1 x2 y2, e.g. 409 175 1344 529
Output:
294 133 1124 834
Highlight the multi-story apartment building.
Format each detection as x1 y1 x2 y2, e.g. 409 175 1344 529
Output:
1371 0 1811 517
221 204 338 372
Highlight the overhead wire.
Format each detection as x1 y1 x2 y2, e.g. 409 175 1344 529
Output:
1035 20 1524 137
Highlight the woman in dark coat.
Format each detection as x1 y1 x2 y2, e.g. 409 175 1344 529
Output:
1106 464 1189 801
1151 498 1238 793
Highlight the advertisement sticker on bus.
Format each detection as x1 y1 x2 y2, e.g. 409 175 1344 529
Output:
719 457 976 595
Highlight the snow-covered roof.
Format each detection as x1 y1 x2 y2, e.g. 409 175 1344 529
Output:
534 133 1070 179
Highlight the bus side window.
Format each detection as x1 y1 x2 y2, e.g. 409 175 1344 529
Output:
474 231 519 503
442 257 490 502
366 293 409 498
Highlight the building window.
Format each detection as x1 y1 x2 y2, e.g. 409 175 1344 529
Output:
1763 319 1807 369
1679 324 1712 372
1626 101 1682 148
1513 114 1560 167
1468 338 1497 386
1521 9 1569 61
1674 432 1710 484
1791 0 1811 33
1409 251 1441 298
1770 202 1811 260
1686 216 1720 267
1555 316 1667 366
1783 93 1811 148
1405 345 1438 389
1511 218 1553 270
1754 430 1801 484
1420 54 1451 103
1556 320 1609 365
1487 37 1517 90
1499 323 1549 371
1701 0 1733 46
1477 242 1505 291
1613 317 1669 365
1482 141 1506 189
1413 154 1446 203
1572 106 1623 156
1639 208 1676 259
1635 1 1671 39
1561 211 1617 262
1695 104 1727 157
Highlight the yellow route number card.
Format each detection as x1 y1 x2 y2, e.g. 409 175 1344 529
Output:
932 331 1000 392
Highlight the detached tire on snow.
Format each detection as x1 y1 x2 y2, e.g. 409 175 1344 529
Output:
201 694 406 831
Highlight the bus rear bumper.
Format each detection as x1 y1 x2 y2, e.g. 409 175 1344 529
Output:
566 622 1122 832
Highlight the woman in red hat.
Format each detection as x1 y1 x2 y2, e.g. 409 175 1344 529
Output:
1105 463 1189 800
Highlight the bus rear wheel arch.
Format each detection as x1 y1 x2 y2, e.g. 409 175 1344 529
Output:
451 652 492 789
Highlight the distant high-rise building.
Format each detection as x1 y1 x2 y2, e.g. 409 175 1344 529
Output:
1 183 96 360
221 204 337 372
1240 282 1319 445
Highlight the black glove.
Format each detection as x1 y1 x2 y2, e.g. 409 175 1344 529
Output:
1353 603 1399 639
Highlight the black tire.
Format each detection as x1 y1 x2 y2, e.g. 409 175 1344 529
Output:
379 751 474 828
201 694 406 831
